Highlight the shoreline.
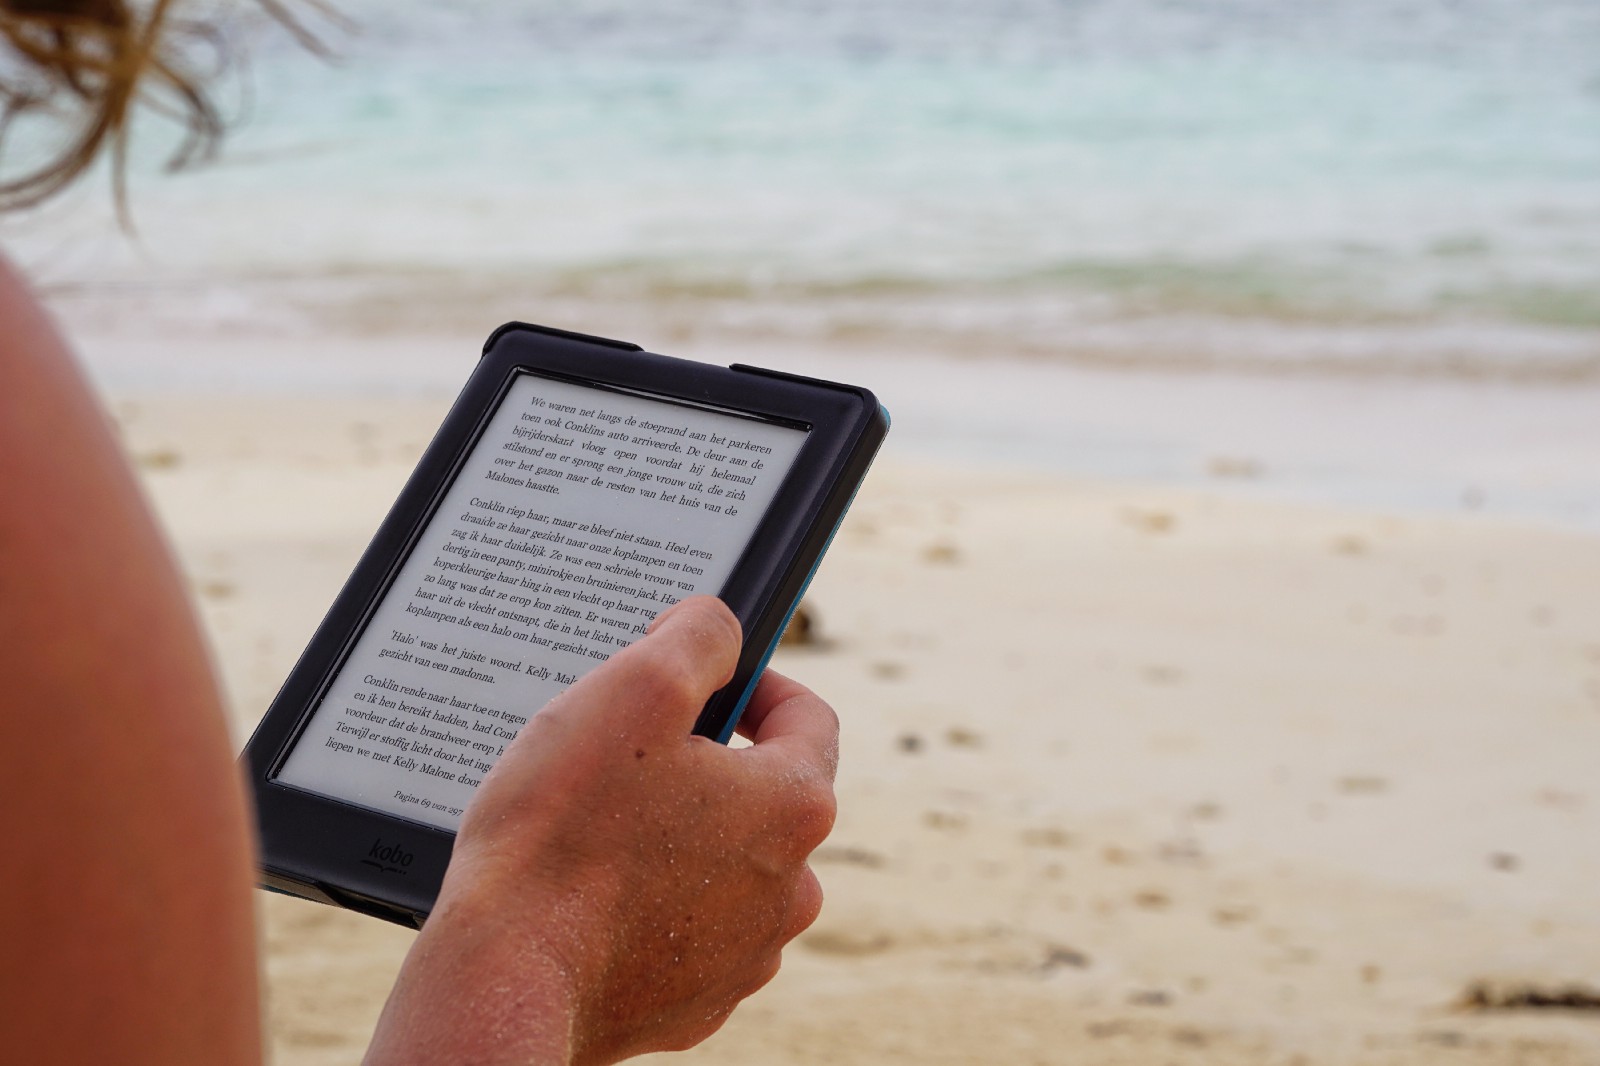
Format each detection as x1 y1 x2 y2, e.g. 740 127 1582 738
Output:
37 272 1600 384
84 322 1600 533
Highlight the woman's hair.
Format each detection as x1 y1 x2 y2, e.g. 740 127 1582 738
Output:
0 0 321 213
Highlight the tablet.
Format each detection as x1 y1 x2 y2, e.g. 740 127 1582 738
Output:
241 322 887 927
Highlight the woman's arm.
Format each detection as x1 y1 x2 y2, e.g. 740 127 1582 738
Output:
0 260 263 1063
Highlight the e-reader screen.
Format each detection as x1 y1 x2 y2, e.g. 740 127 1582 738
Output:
275 372 808 831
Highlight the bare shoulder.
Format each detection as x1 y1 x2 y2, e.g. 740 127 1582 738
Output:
0 259 263 1065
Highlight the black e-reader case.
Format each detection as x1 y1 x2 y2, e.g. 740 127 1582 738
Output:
240 323 888 928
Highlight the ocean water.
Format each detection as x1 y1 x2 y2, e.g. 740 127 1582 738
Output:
5 0 1600 374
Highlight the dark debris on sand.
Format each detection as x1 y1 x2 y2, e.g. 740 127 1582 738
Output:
779 602 821 647
1458 980 1600 1013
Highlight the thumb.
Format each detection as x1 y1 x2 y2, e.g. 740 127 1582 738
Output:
547 596 743 740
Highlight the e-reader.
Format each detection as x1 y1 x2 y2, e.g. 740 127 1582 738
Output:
240 322 888 928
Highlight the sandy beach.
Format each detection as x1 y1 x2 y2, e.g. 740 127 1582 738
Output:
5 1 1596 1058
109 367 1600 1065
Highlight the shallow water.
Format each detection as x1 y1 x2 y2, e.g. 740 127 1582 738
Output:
10 0 1600 526
5 0 1600 373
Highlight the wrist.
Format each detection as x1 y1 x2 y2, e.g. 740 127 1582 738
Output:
365 888 582 1066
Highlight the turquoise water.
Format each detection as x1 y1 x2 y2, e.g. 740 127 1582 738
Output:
7 0 1600 371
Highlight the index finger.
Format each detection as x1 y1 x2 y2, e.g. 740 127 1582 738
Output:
733 669 840 783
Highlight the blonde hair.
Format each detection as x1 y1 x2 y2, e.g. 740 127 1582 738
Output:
0 0 323 213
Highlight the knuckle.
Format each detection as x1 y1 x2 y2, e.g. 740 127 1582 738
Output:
698 595 743 643
814 697 842 739
663 596 741 657
629 645 706 710
817 703 842 778
788 868 825 936
742 951 784 998
662 1018 721 1054
663 980 746 1052
679 600 741 677
789 779 837 850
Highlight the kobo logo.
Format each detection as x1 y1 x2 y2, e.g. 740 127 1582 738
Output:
361 838 413 876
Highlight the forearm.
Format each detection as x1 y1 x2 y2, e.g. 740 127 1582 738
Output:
364 892 581 1066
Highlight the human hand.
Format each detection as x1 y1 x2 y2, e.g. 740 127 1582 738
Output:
364 596 838 1066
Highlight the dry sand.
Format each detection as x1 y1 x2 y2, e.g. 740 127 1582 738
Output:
117 390 1600 1065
